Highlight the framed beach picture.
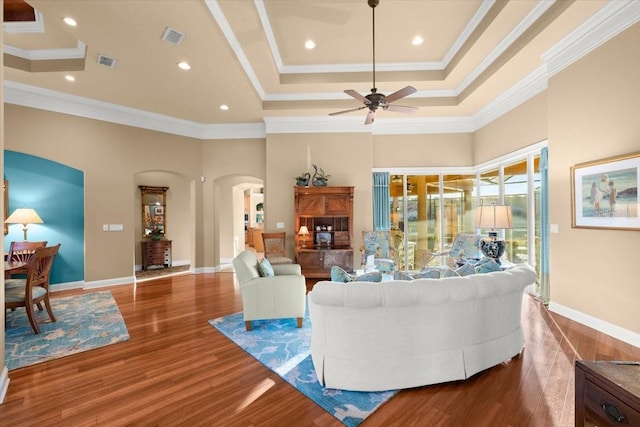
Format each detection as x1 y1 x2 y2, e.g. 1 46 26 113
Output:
571 152 640 230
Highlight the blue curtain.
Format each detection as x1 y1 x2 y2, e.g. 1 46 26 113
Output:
539 147 550 304
372 172 390 231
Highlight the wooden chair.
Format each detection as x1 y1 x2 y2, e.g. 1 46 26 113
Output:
5 240 48 279
5 244 61 334
261 232 293 264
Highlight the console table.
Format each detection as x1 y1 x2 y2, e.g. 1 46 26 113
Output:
141 240 172 270
575 360 640 426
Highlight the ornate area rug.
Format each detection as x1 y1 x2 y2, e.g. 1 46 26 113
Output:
209 311 397 427
5 291 130 371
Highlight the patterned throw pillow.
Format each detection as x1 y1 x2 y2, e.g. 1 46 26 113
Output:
258 257 274 277
374 259 395 273
393 271 414 281
474 257 502 274
355 271 383 282
412 269 441 279
441 267 460 278
455 262 476 276
331 265 355 283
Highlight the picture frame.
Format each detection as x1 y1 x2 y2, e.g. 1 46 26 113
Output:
571 152 640 230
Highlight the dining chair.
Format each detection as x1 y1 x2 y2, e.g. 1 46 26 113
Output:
5 240 48 278
5 244 61 334
261 232 293 264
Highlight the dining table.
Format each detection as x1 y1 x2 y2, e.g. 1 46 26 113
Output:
4 260 27 274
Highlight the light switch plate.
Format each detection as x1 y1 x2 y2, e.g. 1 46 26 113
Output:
550 224 559 233
109 224 124 232
276 222 285 229
103 224 109 231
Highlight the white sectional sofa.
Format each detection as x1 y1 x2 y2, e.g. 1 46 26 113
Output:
307 265 537 391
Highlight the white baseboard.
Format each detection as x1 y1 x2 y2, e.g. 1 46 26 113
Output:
0 367 10 404
548 301 640 349
83 276 137 289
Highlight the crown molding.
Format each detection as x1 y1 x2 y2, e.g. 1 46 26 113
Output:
2 11 44 34
3 41 86 61
542 0 640 77
3 0 634 139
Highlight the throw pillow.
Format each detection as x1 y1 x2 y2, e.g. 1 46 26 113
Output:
455 262 476 276
441 267 460 278
412 268 441 279
355 271 383 282
258 257 274 277
374 259 395 273
475 257 502 274
331 265 355 283
393 271 413 281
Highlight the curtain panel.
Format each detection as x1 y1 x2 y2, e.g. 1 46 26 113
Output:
372 172 390 231
538 147 550 304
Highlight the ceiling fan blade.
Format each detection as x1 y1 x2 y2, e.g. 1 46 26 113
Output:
384 86 417 104
344 89 371 104
384 104 418 114
365 110 375 125
329 106 366 116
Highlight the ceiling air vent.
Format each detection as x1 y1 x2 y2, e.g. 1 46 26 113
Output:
162 27 184 45
96 54 117 68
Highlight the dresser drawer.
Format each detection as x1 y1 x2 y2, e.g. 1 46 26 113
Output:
584 379 640 426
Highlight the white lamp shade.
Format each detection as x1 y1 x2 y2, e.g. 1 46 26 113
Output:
298 225 309 235
5 208 44 225
474 205 513 229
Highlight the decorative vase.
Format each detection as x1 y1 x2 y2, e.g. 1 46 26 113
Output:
151 233 162 241
296 172 310 186
479 236 506 264
312 178 328 186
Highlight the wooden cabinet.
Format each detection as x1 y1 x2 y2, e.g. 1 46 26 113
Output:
294 186 354 278
575 360 640 427
141 240 172 270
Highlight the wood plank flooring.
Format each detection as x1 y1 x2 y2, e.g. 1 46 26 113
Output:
1 272 638 426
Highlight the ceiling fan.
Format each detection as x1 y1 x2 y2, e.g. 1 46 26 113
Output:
329 0 418 125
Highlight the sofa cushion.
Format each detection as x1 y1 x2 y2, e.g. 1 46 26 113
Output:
393 271 414 281
258 257 275 277
441 267 460 278
331 265 355 282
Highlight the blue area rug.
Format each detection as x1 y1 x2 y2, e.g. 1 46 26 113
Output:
209 311 397 427
5 291 130 371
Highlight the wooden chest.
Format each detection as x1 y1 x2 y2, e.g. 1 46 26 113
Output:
141 240 172 270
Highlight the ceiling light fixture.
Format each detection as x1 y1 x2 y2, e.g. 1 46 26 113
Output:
220 105 229 111
304 40 316 50
177 61 191 70
65 75 75 82
63 17 77 27
411 36 423 46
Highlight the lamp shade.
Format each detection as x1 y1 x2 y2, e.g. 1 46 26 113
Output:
474 204 513 229
5 208 43 225
298 225 309 235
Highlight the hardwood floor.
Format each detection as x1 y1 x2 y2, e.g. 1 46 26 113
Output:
1 272 639 426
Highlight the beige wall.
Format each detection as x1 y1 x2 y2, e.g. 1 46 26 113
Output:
373 133 474 168
473 93 548 164
4 105 203 281
547 23 640 334
1 4 6 375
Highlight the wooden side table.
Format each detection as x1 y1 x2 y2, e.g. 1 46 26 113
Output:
575 360 640 426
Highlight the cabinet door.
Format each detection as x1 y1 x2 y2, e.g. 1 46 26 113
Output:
297 195 325 215
297 251 324 270
324 195 350 215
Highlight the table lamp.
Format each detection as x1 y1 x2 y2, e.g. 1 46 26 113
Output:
5 208 44 241
298 225 309 248
474 203 512 264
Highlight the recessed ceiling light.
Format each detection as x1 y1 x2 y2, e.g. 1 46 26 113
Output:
63 17 77 27
411 36 423 46
220 105 229 111
177 61 191 71
304 40 316 50
65 75 75 82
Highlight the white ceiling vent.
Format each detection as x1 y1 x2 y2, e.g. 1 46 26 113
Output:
162 27 184 45
97 54 117 68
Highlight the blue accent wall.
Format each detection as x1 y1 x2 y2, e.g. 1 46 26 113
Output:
4 150 84 285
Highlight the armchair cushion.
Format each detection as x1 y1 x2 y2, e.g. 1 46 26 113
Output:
258 257 274 277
